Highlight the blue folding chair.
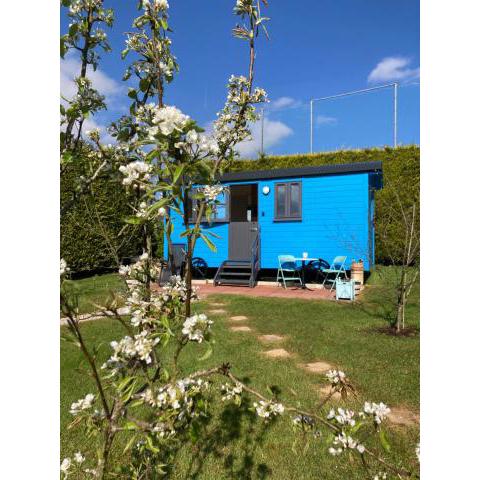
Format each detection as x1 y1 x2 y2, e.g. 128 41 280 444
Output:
277 255 303 289
322 255 348 290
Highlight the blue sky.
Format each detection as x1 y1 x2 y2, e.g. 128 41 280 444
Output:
61 0 419 157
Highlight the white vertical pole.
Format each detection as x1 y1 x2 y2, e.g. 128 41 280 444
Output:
260 108 264 155
393 83 398 148
310 99 313 153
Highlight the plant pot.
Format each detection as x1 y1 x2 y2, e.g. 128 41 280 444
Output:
350 261 364 285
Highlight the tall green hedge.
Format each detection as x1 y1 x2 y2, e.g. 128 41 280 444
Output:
228 145 420 264
61 158 146 274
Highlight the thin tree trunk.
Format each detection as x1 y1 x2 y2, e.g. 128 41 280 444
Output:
396 268 407 333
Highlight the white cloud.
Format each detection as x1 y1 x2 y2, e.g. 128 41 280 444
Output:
316 114 337 126
61 53 122 143
60 54 123 103
269 96 302 111
367 56 420 84
235 118 293 157
81 117 115 144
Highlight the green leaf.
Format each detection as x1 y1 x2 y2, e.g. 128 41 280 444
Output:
60 37 68 58
146 149 158 162
127 88 137 99
123 434 138 454
145 435 160 453
198 344 213 361
379 429 391 452
124 216 143 225
173 164 186 184
200 233 217 252
139 77 149 92
68 23 78 38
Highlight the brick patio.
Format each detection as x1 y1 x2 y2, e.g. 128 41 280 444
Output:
192 283 337 301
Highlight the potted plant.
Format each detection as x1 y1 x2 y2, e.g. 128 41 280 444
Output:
351 258 364 285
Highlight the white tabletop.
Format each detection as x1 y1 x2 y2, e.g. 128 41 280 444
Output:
293 257 318 261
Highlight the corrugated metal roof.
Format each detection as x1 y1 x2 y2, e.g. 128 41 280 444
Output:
219 161 383 182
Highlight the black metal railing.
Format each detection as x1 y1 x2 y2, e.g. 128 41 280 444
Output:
249 225 260 287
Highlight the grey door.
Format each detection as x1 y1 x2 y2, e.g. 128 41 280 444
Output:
228 222 258 260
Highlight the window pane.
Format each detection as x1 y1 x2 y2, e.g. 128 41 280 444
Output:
215 205 226 219
290 183 301 217
276 185 286 217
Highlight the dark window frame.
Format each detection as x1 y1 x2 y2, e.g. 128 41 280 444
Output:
187 188 230 224
274 181 302 221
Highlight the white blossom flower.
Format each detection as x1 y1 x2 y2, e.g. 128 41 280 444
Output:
415 442 420 462
182 314 213 342
119 161 152 187
203 185 224 201
327 408 356 427
60 258 70 276
136 201 149 218
220 382 243 401
160 275 198 304
103 331 159 370
118 265 131 276
186 129 200 144
86 128 100 142
158 206 167 217
373 473 387 480
60 457 72 474
130 310 148 327
74 452 85 464
151 105 190 136
70 393 95 415
140 252 149 261
328 431 365 456
362 402 391 425
253 400 284 420
154 0 169 9
140 377 209 423
325 369 346 385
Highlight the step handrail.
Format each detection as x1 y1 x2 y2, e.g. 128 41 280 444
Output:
213 260 227 286
249 224 261 287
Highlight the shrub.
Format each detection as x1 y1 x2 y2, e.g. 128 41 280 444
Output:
61 155 146 273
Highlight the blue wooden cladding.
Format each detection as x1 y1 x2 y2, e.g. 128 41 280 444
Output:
165 163 383 272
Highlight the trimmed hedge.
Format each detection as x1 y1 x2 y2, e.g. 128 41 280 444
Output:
228 145 420 264
61 158 146 274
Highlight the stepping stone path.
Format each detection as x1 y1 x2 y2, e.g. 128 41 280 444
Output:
230 326 252 332
262 348 292 359
258 334 285 343
209 309 227 315
318 384 342 401
60 306 130 326
300 361 333 374
209 302 226 307
230 315 248 322
387 406 420 427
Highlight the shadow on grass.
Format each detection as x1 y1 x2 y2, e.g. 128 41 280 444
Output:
181 379 274 480
354 286 398 326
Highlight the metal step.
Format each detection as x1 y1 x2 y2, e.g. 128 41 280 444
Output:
218 271 251 277
215 278 251 285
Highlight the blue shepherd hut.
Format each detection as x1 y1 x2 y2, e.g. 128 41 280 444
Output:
166 161 383 286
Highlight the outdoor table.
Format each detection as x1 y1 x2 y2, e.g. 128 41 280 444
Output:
293 257 318 290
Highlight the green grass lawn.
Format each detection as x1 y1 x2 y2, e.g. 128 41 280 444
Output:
61 273 126 315
61 269 419 479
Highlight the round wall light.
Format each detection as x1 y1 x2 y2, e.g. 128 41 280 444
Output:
262 186 270 195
